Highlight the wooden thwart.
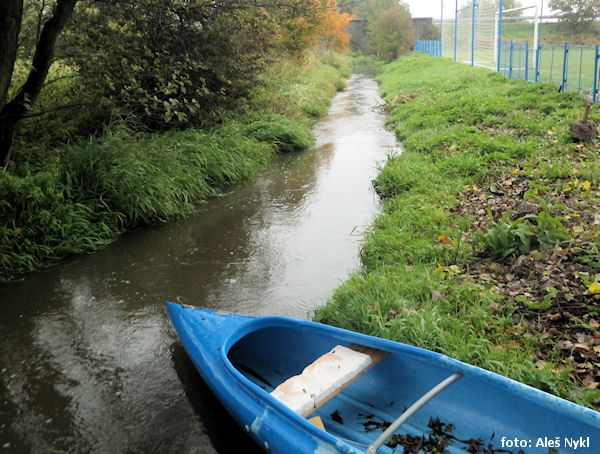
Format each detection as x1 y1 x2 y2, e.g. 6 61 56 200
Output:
270 344 387 418
306 344 388 417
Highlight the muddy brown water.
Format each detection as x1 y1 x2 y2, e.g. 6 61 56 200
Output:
0 75 400 453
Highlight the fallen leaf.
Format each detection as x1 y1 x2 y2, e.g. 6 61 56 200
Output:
583 375 600 389
574 343 590 351
438 234 454 246
589 282 600 295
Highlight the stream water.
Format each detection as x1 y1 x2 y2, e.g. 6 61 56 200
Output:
0 74 400 453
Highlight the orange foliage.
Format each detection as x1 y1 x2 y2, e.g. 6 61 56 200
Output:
438 234 454 246
312 0 354 53
269 0 353 55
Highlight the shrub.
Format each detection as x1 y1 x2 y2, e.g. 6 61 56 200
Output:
474 209 569 260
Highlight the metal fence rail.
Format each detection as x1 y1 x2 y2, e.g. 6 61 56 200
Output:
414 1 600 103
414 40 442 57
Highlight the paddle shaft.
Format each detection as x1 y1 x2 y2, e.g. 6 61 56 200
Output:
365 372 463 454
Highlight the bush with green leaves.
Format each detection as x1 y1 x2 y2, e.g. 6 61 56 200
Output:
65 0 328 131
474 209 570 260
367 2 414 62
474 216 537 260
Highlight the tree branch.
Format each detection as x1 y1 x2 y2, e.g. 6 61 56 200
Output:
21 102 87 119
1 0 79 166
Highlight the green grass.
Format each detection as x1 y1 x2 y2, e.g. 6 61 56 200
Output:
1 52 350 282
248 52 350 119
316 267 572 398
315 53 600 407
503 21 600 46
241 114 314 153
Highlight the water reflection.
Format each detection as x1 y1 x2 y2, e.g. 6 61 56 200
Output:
0 75 400 453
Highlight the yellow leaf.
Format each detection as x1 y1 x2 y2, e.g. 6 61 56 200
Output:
447 265 461 276
581 181 591 191
588 282 600 295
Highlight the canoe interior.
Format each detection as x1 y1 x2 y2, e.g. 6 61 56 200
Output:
227 322 598 453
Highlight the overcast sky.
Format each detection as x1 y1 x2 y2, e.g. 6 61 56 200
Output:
404 0 454 20
404 0 547 20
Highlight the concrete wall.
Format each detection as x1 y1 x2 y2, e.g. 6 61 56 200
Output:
348 17 436 55
347 19 373 55
413 17 434 41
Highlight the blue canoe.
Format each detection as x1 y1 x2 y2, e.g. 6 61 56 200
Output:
166 302 600 453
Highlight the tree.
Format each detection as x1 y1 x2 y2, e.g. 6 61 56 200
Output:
1 0 347 167
65 0 332 131
490 0 522 12
0 1 23 113
368 3 415 62
549 0 600 32
358 0 402 21
476 0 522 17
312 0 354 54
0 0 78 167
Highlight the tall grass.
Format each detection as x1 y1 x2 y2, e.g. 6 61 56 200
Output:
1 52 350 282
60 125 277 225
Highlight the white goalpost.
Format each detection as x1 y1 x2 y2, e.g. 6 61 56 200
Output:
494 3 542 68
437 0 597 100
451 1 543 74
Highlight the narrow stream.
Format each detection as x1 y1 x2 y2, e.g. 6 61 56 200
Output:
0 75 400 453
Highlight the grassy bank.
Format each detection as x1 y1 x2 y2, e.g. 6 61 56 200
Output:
315 53 600 408
0 53 349 283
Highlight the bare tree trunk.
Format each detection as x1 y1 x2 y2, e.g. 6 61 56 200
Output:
0 0 78 168
0 0 23 112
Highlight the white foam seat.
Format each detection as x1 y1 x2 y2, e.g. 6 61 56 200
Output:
270 345 373 417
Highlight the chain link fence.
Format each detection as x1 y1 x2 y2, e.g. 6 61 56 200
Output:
418 1 600 102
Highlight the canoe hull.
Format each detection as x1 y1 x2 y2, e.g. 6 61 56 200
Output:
166 302 600 453
167 304 357 453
